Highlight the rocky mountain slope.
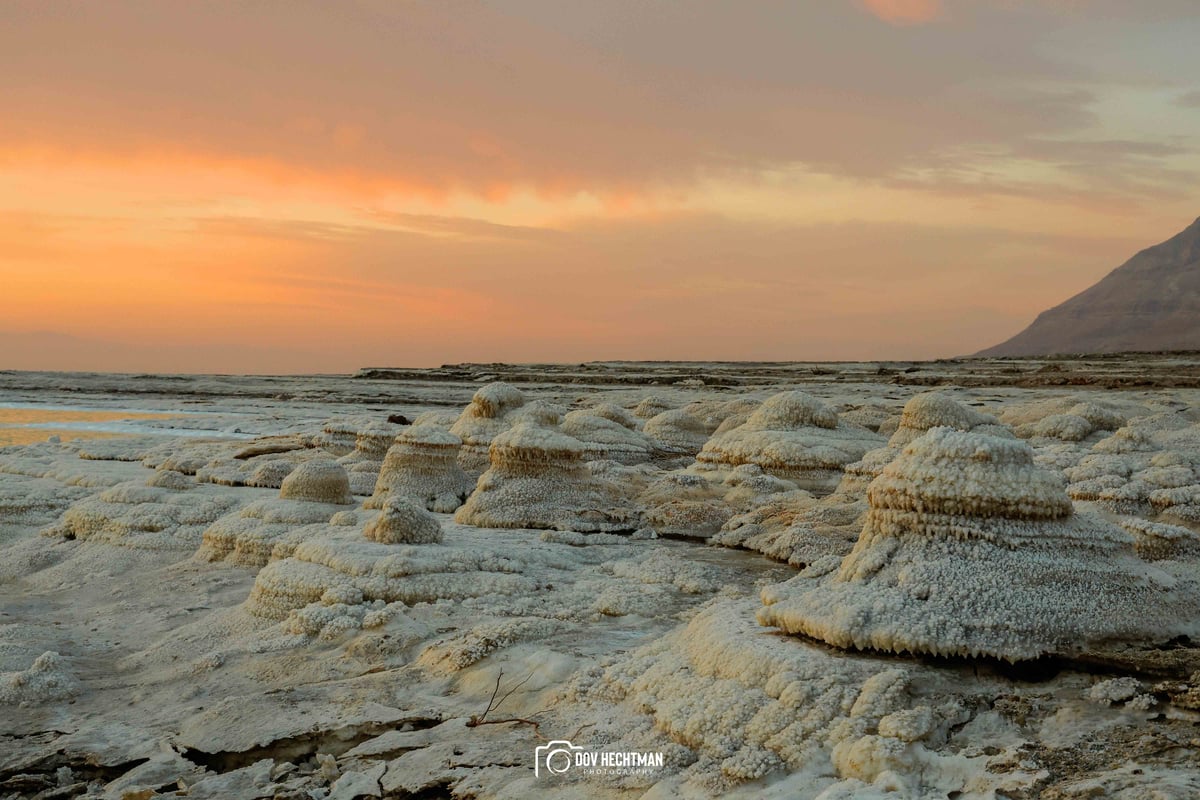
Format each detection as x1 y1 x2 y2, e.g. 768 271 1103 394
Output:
978 216 1200 356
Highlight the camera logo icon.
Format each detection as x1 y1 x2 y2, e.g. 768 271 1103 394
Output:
534 740 582 777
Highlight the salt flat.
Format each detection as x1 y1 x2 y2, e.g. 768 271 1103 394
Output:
2 359 1199 799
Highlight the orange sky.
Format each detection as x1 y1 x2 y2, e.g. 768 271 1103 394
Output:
2 1 1199 373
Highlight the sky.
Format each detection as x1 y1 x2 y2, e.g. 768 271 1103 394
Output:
2 0 1200 374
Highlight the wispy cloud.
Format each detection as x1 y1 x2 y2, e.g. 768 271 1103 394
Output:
859 0 942 26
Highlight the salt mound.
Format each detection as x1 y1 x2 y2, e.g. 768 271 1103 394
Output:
714 490 863 567
45 480 243 551
633 396 673 419
685 397 762 430
593 598 918 784
145 469 194 490
1000 396 1138 441
454 423 637 532
279 460 354 505
838 403 896 433
315 417 377 456
449 382 527 473
1066 420 1200 519
643 409 712 455
410 409 460 428
140 439 248 475
366 425 474 513
838 392 1010 495
633 464 803 539
245 535 536 620
336 421 402 495
560 407 654 464
1118 518 1200 561
363 496 442 544
1 651 80 705
1016 402 1125 442
198 468 356 565
757 427 1199 662
696 391 883 492
195 435 322 490
886 392 1005 448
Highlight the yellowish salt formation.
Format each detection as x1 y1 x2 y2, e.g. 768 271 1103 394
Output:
758 427 1199 662
449 382 528 473
696 391 883 492
454 422 636 532
366 425 475 513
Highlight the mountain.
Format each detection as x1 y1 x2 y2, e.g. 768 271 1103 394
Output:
976 216 1200 357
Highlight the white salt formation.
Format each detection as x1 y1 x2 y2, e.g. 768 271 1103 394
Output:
886 392 1006 447
758 427 1200 662
999 396 1136 442
366 425 475 513
245 535 536 620
696 391 883 492
838 402 896 433
336 420 402 495
449 382 528 473
0 651 80 705
194 435 321 489
636 464 800 539
1065 418 1200 520
363 495 443 545
633 395 673 419
714 490 864 567
279 460 354 505
594 599 952 787
314 417 377 456
560 405 654 464
140 438 253 475
197 461 355 565
837 392 1010 495
1016 401 1125 442
455 422 636 532
1118 518 1200 561
642 408 712 455
44 477 243 551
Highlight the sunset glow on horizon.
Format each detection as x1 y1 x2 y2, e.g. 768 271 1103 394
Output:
3 1 1199 374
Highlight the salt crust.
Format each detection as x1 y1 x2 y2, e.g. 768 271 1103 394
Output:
245 534 537 620
1066 419 1200 520
758 427 1199 661
196 500 352 567
0 651 80 706
633 396 673 419
641 397 758 456
594 598 963 786
314 416 378 456
713 490 864 567
44 478 243 551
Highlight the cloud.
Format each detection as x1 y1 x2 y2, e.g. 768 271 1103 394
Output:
1177 89 1200 108
1 204 1157 372
859 0 942 25
3 2 1193 198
